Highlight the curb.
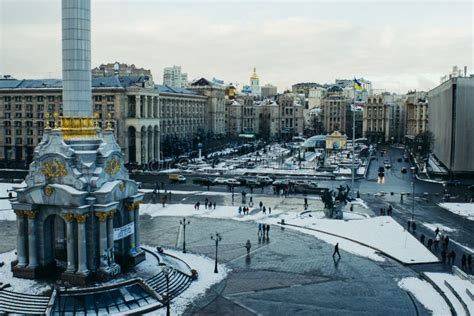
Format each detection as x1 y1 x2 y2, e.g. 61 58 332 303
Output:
419 272 457 316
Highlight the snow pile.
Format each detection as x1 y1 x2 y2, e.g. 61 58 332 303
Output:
0 182 27 221
263 215 438 264
398 277 451 316
438 203 474 221
149 248 229 315
422 222 457 233
0 250 50 294
140 203 283 222
425 272 474 315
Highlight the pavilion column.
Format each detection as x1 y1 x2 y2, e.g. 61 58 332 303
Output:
107 210 116 260
25 210 38 268
127 202 137 254
64 213 77 272
135 131 142 164
15 210 28 267
95 212 108 266
134 204 140 251
75 214 89 274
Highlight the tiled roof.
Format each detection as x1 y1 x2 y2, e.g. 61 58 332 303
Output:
155 84 201 96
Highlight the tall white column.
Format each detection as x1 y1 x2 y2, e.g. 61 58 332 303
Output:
95 212 108 266
25 211 38 268
135 131 142 164
15 210 28 267
135 95 141 118
107 210 115 259
75 214 89 274
64 213 76 272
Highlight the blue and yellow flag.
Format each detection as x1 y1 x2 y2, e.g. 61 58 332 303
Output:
353 78 363 91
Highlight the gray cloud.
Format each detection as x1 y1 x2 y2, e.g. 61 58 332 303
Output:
0 0 472 93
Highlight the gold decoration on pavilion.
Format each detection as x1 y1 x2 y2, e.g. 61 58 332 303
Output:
24 210 37 220
118 181 126 192
106 112 113 130
44 112 52 130
108 209 117 219
63 213 75 222
59 115 99 140
53 112 60 129
95 212 108 222
14 210 26 218
41 160 68 178
125 201 140 211
44 185 55 197
105 158 121 176
74 213 89 223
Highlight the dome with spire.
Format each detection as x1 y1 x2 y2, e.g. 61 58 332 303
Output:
250 67 259 80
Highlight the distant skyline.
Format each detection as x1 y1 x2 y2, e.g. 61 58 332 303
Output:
0 0 472 93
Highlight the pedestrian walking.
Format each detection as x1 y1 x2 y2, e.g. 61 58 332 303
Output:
441 249 447 263
435 227 440 236
461 254 467 270
265 224 270 237
304 198 308 210
444 236 450 249
434 234 440 250
407 220 411 231
451 250 456 265
447 251 452 264
238 206 242 215
196 202 200 210
245 240 251 255
387 205 393 216
427 239 433 249
259 201 263 211
250 196 253 204
204 198 208 209
213 202 216 210
380 208 384 216
263 206 266 214
208 201 212 209
468 254 472 269
420 234 425 245
333 243 341 259
269 207 272 215
411 221 416 232
258 223 263 237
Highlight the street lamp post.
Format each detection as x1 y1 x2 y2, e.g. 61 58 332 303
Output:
180 217 190 253
161 265 173 316
351 103 356 199
210 232 222 273
411 179 415 221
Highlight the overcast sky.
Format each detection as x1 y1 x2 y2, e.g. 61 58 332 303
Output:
0 0 472 93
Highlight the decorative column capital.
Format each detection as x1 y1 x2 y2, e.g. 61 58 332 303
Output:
107 209 117 219
64 213 75 222
74 213 89 224
24 210 37 220
14 210 26 218
95 212 108 222
125 202 140 211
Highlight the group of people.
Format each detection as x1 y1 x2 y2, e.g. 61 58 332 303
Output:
423 227 473 271
259 201 271 214
380 205 393 216
257 223 270 238
194 198 216 210
238 206 251 215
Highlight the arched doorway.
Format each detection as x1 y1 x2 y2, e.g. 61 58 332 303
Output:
43 215 67 273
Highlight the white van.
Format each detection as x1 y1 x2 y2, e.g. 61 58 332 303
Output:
257 176 273 185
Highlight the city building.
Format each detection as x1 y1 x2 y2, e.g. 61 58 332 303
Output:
0 76 160 167
261 84 278 99
188 78 226 136
224 99 242 136
163 65 188 88
405 91 428 140
428 76 474 175
321 86 352 136
276 93 304 138
335 78 372 102
292 82 320 97
92 62 152 78
250 68 261 98
440 65 468 84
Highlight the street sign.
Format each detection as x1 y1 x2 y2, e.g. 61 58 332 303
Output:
113 222 134 240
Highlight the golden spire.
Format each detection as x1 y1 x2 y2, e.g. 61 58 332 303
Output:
44 112 51 130
106 112 113 130
53 112 59 129
251 67 259 80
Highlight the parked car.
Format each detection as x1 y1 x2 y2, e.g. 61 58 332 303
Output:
193 177 214 186
257 176 273 185
168 174 186 183
246 179 259 187
212 177 227 184
226 178 241 186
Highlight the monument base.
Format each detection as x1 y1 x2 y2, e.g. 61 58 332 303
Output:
95 263 122 282
61 270 90 286
12 265 44 279
117 250 146 269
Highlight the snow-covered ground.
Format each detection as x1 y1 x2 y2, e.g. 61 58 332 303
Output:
438 203 474 221
425 272 474 316
398 277 451 316
140 203 284 222
422 222 457 233
262 215 438 264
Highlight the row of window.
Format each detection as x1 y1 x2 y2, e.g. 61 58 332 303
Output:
3 95 116 102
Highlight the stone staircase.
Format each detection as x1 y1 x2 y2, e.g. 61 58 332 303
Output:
0 283 51 315
146 268 193 300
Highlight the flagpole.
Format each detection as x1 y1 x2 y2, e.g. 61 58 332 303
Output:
352 93 356 199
